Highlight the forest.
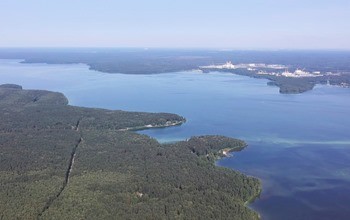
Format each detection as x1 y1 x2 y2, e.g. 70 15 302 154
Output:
0 84 261 219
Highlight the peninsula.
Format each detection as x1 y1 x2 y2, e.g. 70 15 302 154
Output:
0 84 261 219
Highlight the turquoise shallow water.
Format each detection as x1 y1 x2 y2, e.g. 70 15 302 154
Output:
1 59 350 219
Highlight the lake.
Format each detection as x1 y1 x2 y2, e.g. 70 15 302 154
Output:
1 59 350 219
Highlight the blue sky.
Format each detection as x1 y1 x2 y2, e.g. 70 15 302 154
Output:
1 0 349 49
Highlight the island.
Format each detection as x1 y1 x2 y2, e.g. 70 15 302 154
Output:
0 84 261 219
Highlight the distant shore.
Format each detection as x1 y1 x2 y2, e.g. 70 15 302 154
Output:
1 49 350 94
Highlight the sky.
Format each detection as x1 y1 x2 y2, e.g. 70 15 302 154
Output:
1 0 350 49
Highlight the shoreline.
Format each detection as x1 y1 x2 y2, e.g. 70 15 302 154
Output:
18 58 350 94
215 146 262 219
117 119 185 131
1 84 262 219
1 58 349 95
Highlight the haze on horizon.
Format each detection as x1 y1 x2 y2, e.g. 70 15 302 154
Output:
1 0 350 50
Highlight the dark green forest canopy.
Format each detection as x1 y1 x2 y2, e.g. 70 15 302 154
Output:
0 85 261 219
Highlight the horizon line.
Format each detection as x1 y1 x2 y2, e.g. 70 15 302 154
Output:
0 46 350 52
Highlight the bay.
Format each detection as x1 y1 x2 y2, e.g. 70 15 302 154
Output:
1 59 350 219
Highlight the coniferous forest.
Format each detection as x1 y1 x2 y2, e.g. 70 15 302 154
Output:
0 84 261 219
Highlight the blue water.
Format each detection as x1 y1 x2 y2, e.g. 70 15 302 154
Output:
1 59 350 219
